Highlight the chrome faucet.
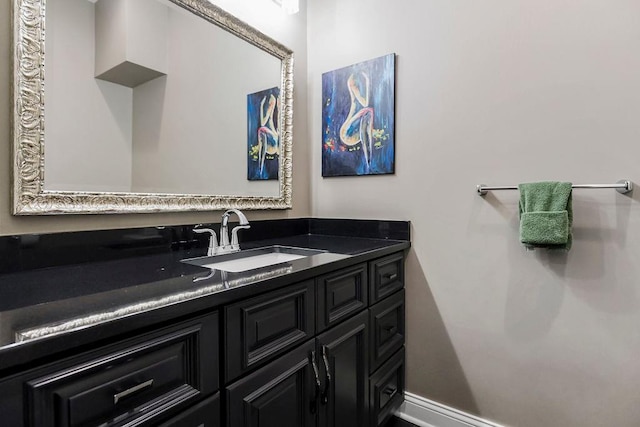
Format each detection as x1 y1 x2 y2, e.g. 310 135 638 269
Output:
193 209 250 256
219 209 251 254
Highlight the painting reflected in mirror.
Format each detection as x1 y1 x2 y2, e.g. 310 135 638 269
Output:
247 87 280 181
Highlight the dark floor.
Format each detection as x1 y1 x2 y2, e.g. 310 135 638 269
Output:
384 416 419 427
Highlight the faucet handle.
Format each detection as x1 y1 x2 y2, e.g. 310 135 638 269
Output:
230 224 251 248
193 227 216 237
193 228 218 256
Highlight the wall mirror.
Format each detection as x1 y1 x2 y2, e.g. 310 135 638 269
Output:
12 0 293 214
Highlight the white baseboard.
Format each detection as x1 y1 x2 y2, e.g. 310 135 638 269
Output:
395 392 506 427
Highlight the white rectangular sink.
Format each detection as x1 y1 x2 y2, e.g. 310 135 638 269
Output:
197 252 307 272
182 245 328 273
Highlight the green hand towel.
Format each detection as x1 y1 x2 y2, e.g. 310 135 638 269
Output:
518 181 573 250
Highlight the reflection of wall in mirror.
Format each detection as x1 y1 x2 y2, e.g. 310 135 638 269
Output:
44 0 282 197
45 0 133 192
94 0 168 88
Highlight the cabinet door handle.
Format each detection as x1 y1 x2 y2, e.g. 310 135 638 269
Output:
310 351 321 414
383 273 398 281
321 346 332 405
113 379 154 405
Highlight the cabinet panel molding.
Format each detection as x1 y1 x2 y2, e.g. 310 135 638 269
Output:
24 313 218 427
369 348 405 426
369 253 405 304
317 263 368 332
226 340 317 427
225 281 315 383
317 310 369 427
369 289 405 373
157 393 220 426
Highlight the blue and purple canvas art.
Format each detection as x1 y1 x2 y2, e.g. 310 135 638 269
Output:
248 87 280 181
322 53 395 177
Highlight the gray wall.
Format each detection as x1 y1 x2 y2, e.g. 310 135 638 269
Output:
308 0 640 426
0 0 310 235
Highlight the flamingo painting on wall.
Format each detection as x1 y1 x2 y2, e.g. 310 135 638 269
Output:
248 87 280 181
322 53 395 177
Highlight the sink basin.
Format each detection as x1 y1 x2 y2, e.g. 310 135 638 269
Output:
182 245 327 273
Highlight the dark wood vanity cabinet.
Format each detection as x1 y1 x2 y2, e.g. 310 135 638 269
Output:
226 252 406 427
0 251 406 427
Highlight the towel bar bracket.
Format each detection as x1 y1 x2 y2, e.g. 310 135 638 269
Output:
615 180 633 194
477 180 633 196
476 184 489 196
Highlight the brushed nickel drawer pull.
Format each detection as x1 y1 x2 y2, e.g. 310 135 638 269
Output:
383 273 397 281
382 324 397 333
383 386 397 399
113 379 154 404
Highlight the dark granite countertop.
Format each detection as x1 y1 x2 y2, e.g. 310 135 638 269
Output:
0 221 410 374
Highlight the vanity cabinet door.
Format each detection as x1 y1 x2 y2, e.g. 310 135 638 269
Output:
317 310 369 427
225 280 315 383
316 263 368 333
226 340 317 427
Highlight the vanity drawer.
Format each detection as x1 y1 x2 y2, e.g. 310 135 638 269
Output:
369 252 405 304
157 393 220 426
225 280 315 383
316 262 368 332
369 348 405 427
26 314 218 427
370 289 405 373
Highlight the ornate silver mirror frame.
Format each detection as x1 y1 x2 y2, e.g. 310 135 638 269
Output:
12 0 293 215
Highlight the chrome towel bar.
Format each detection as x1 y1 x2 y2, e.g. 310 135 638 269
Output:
477 180 633 196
